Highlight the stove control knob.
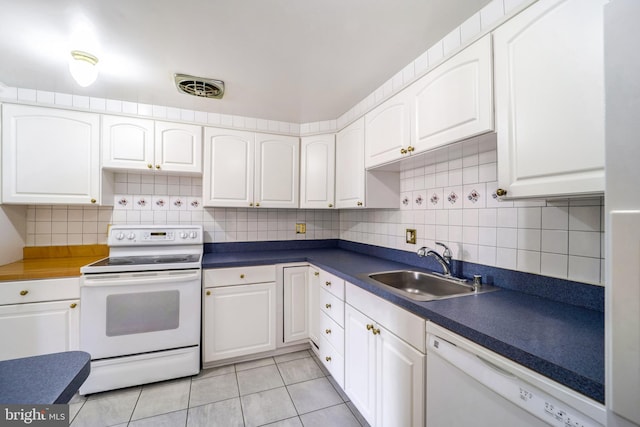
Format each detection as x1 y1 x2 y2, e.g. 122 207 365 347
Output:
179 232 188 239
115 232 125 240
189 231 198 239
127 233 136 240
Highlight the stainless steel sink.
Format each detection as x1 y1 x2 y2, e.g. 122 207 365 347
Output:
365 270 498 301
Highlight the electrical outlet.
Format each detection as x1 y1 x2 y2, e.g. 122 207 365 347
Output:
406 228 416 244
296 223 306 234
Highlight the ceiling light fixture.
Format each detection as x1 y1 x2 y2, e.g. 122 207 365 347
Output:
69 50 99 87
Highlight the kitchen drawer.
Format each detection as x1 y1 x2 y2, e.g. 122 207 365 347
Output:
204 265 276 287
320 287 344 327
319 310 344 355
319 334 344 388
317 269 345 300
346 282 426 352
0 277 80 305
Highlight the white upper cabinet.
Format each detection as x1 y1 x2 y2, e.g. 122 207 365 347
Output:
203 127 255 207
336 118 366 208
154 121 202 174
365 90 411 169
102 116 154 171
255 133 299 208
300 134 335 209
2 104 102 205
493 0 605 199
410 33 493 154
103 117 202 174
203 128 299 208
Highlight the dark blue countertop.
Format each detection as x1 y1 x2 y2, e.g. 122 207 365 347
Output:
203 242 605 404
0 351 91 404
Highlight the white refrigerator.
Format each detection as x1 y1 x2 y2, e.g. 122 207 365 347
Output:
605 1 640 426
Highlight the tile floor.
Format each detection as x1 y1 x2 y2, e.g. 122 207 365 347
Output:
69 350 369 427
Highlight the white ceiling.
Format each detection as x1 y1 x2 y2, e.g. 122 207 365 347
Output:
0 0 490 124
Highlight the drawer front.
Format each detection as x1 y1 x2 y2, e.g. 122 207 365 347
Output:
204 265 276 287
319 310 344 355
318 269 345 300
319 288 344 327
0 277 80 305
319 335 345 388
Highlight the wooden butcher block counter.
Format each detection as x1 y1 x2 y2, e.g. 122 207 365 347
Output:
0 245 108 281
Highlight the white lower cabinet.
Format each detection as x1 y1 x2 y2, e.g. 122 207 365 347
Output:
0 277 80 361
202 266 277 363
344 283 426 427
308 267 321 348
283 266 309 343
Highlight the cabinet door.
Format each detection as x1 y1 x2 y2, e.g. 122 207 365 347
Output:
154 121 202 173
308 267 320 349
336 118 365 208
494 0 605 198
255 133 300 208
203 283 276 362
344 304 376 426
365 90 411 168
0 300 79 361
300 135 335 209
411 34 493 154
2 104 100 204
203 128 255 207
283 266 309 343
102 115 154 171
376 326 425 427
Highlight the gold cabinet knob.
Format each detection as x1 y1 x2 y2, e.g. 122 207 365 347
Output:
206 290 211 296
325 356 332 362
314 272 320 277
328 204 333 208
366 324 373 331
372 328 381 335
400 148 407 155
325 303 331 309
155 164 161 169
90 198 97 204
256 203 260 207
147 164 153 169
407 145 415 153
496 188 507 197
19 290 28 296
325 281 331 287
356 201 363 206
249 203 254 207
325 329 331 334
70 303 77 309
240 274 245 279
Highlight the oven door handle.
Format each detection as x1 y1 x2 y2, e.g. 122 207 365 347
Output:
81 270 201 287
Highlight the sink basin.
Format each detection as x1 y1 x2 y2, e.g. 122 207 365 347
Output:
364 270 498 301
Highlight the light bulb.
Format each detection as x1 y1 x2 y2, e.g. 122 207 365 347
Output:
69 50 99 87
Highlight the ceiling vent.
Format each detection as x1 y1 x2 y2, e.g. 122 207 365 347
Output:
174 74 225 99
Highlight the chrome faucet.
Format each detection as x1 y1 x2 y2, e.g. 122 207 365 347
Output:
417 242 452 276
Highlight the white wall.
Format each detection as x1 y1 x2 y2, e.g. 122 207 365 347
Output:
0 205 26 265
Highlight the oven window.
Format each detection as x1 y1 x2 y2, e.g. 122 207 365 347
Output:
106 291 180 336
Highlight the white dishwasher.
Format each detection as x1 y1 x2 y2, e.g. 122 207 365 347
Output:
426 323 605 427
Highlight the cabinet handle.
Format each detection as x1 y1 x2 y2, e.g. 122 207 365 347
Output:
206 290 211 296
19 290 28 296
314 272 320 277
372 328 381 335
328 203 333 208
325 329 331 334
90 199 97 204
325 281 331 287
366 324 373 331
325 356 332 362
249 203 254 207
147 164 153 169
256 203 260 207
325 303 331 309
155 164 161 170
240 274 245 279
70 303 77 309
357 201 363 206
496 188 507 197
400 148 407 155
407 145 415 153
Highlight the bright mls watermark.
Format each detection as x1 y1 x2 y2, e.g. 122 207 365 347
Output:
0 405 68 427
